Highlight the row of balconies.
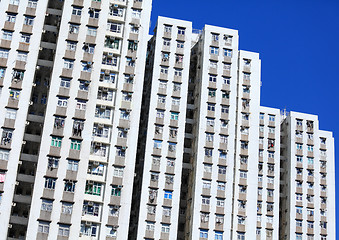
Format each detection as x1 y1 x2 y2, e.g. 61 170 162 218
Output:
209 53 232 65
259 132 276 140
208 81 231 91
295 124 314 133
259 119 276 127
209 68 231 77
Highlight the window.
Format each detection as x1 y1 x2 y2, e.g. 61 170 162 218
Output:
207 103 215 111
5 109 16 120
296 143 303 150
76 100 87 110
28 0 38 8
0 48 9 59
224 34 233 44
217 181 226 191
2 31 13 41
209 74 217 82
51 136 62 147
223 63 231 70
111 185 122 196
164 190 172 199
41 199 53 212
44 177 56 189
64 180 76 192
307 145 313 152
268 115 275 122
162 206 171 217
212 33 219 41
218 166 227 174
85 181 102 196
223 77 230 85
113 166 124 177
174 68 182 77
151 172 159 182
0 149 9 161
64 59 74 69
153 140 162 149
167 158 175 167
83 201 100 216
210 60 217 69
296 119 303 126
89 8 100 18
70 139 81 150
107 21 122 33
170 112 179 120
80 222 99 237
216 198 225 207
202 196 210 205
61 202 73 215
58 224 70 237
38 221 50 233
0 67 5 78
237 232 245 240
146 221 155 231
109 5 123 17
177 41 184 48
221 105 229 114
6 14 16 23
24 16 34 25
200 229 208 238
210 46 219 55
83 43 95 54
223 48 233 57
215 231 223 240
67 159 79 172
60 78 71 88
173 82 181 91
239 170 247 179
101 71 117 83
128 40 138 51
72 6 82 15
164 25 172 33
66 41 77 51
161 224 170 233
296 206 303 214
10 0 20 5
160 66 168 74
244 72 250 80
132 8 141 18
219 150 227 159
178 27 185 35
47 157 59 169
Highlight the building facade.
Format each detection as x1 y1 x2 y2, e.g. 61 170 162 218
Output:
0 1 335 240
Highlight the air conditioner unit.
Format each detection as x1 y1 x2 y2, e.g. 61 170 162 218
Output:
114 4 118 8
8 224 12 228
126 109 132 113
103 87 108 92
94 161 100 166
124 128 129 131
88 201 94 206
109 36 116 40
98 123 104 128
100 105 106 109
105 69 110 74
108 52 114 56
85 221 91 226
12 202 16 206
129 74 135 79
89 180 94 184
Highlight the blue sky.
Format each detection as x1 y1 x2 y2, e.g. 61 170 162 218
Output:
150 0 339 233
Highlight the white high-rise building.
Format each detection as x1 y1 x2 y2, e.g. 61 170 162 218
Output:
0 2 335 240
0 0 152 239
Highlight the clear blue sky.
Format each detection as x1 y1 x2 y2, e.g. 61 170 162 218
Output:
150 0 339 233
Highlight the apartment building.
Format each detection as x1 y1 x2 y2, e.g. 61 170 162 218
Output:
0 1 335 240
280 112 335 240
256 106 281 240
0 0 152 239
128 17 192 240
